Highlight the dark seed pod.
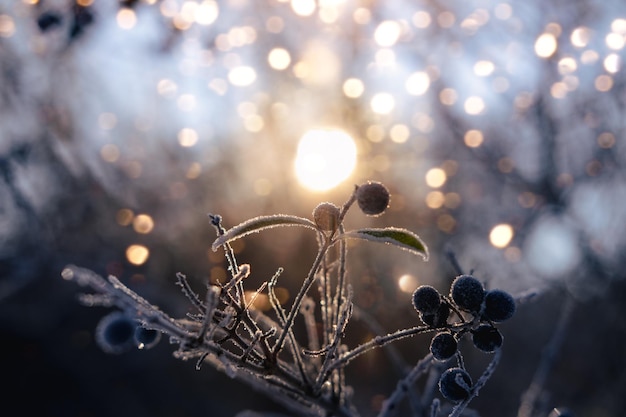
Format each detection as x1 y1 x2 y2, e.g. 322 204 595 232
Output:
450 275 485 312
439 367 472 402
412 285 441 314
421 303 450 328
134 326 162 350
483 289 516 322
95 311 136 354
356 181 390 216
471 324 503 353
313 202 340 232
430 332 457 361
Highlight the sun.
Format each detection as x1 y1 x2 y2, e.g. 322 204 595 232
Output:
294 129 357 192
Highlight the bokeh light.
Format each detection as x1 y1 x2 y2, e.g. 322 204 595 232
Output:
490 224 514 248
126 245 150 266
294 129 357 191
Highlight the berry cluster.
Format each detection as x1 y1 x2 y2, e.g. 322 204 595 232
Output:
412 274 516 402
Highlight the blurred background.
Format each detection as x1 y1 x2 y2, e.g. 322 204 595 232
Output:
0 0 625 416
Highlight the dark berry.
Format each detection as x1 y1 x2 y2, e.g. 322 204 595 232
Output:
412 285 441 314
430 332 457 361
96 312 136 354
313 202 340 232
134 326 161 350
421 303 450 327
37 12 63 32
356 181 390 216
471 324 503 352
439 367 472 402
450 275 485 312
483 289 516 322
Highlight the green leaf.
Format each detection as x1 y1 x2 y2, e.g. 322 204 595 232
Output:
339 228 428 260
212 215 317 251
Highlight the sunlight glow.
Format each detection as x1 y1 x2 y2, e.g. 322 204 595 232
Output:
294 129 357 191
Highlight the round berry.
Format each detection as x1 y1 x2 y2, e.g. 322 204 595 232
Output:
313 202 340 232
439 367 472 402
412 285 441 315
420 303 450 328
450 275 485 312
471 324 503 353
96 311 136 354
356 181 390 216
430 332 457 361
483 289 516 322
134 326 162 350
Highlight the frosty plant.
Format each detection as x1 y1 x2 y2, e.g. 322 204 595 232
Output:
62 181 516 417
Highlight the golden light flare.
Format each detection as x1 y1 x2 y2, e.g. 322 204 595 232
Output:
116 209 134 226
464 129 483 147
291 0 316 17
535 33 557 58
100 144 120 163
473 60 495 76
389 124 410 143
228 66 257 86
464 96 485 115
126 244 150 265
342 78 365 98
0 14 15 38
489 224 514 248
398 274 418 293
412 11 432 28
133 214 155 234
570 26 591 47
374 20 402 47
405 71 430 95
116 8 137 30
178 128 199 147
268 48 291 70
604 54 620 73
595 74 613 92
425 168 447 188
370 93 395 114
439 88 458 105
294 129 357 192
297 42 340 85
605 32 625 50
195 0 219 25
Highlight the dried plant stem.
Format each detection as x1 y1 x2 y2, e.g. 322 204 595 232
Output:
324 325 434 380
272 239 331 361
377 354 434 417
449 348 502 417
517 295 574 417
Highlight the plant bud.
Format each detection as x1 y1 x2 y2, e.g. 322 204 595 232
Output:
313 202 341 232
356 181 390 216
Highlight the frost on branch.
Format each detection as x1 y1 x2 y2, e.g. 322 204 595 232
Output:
62 183 513 417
